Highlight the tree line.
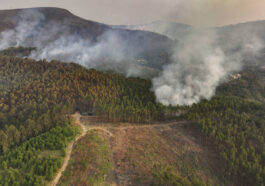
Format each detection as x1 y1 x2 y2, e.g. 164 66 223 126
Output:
187 95 265 186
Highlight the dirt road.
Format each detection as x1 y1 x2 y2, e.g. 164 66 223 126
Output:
50 113 115 186
50 112 87 186
50 113 190 186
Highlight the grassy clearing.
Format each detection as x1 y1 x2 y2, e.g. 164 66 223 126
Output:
58 131 112 186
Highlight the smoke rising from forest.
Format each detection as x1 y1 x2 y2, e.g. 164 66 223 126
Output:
152 30 263 105
0 9 264 106
0 9 147 77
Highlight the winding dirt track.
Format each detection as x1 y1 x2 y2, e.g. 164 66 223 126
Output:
50 113 86 186
50 113 115 186
50 113 188 186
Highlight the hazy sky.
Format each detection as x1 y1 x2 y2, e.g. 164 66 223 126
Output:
1 0 265 27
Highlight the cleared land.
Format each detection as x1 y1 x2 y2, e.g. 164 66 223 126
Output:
57 113 226 186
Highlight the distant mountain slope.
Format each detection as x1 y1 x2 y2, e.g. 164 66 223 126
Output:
0 7 174 73
216 20 265 40
112 20 193 40
1 7 265 74
114 20 265 70
113 20 265 43
0 7 110 39
214 21 265 69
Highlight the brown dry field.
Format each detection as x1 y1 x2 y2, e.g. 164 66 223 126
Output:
58 114 227 186
81 115 225 186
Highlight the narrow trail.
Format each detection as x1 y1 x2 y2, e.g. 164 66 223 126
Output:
50 112 87 186
50 113 114 186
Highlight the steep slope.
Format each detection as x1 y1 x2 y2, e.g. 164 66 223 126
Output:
0 51 264 186
0 7 108 37
214 21 265 66
113 20 265 73
0 55 167 185
0 7 173 72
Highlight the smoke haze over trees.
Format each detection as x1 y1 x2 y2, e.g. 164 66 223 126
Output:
0 7 264 106
0 7 264 186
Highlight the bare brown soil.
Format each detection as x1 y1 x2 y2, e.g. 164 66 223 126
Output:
54 113 225 186
78 115 225 186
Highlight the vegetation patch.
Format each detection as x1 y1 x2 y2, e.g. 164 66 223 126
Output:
58 131 112 186
0 125 79 185
109 125 218 185
186 70 265 186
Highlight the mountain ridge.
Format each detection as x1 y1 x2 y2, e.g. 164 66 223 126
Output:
0 7 174 72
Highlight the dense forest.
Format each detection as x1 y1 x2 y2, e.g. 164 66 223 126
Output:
187 69 265 186
0 55 165 126
0 125 79 185
0 50 167 185
0 48 264 185
0 53 168 151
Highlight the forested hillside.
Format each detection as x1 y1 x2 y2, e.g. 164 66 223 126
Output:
0 54 166 151
0 48 264 186
0 53 168 185
0 125 78 185
187 70 265 186
0 7 173 71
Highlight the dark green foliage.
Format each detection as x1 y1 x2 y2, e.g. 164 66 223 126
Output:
0 54 166 185
186 70 265 186
187 96 265 185
217 69 265 102
0 125 78 185
0 49 263 186
0 104 71 153
0 55 165 126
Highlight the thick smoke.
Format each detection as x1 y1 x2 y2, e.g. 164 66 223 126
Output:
152 29 263 106
153 31 234 105
29 31 146 77
0 9 264 106
0 9 147 77
0 10 45 49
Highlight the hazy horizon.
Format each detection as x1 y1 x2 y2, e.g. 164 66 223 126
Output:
0 0 265 27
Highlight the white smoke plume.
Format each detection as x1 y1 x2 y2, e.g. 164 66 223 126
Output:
152 29 263 106
0 9 149 77
0 9 264 106
0 10 45 49
153 31 236 105
29 31 146 77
